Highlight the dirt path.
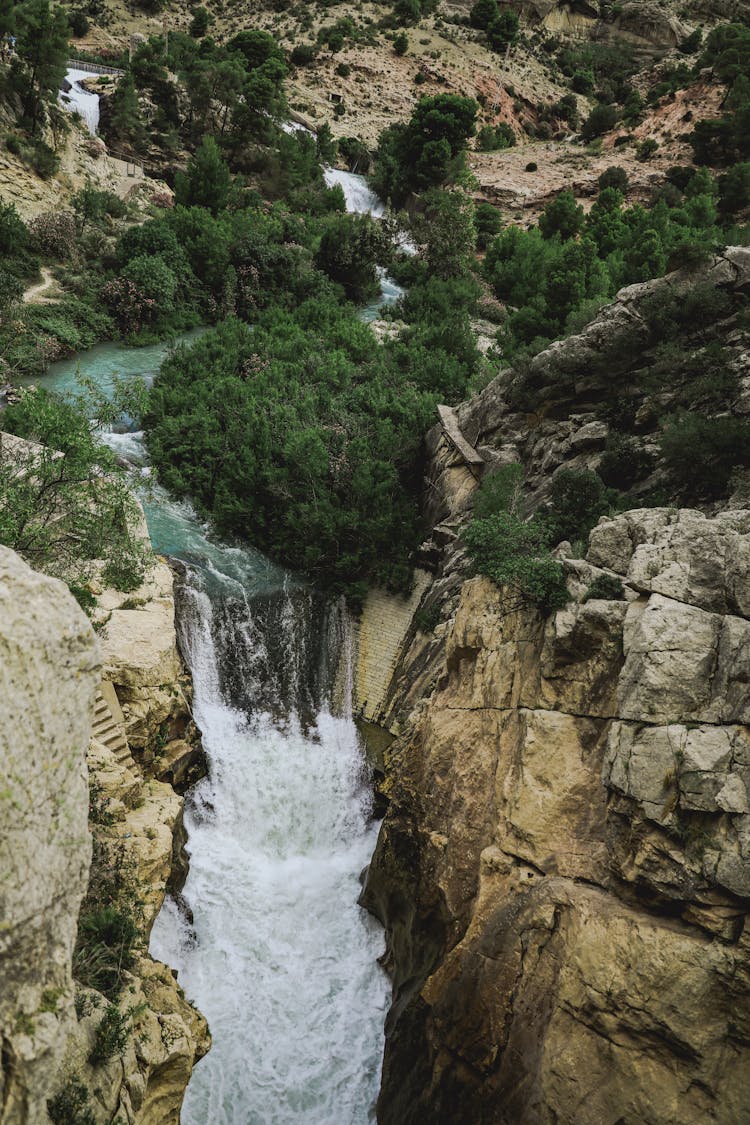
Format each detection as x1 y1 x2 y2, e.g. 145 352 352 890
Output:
23 266 58 304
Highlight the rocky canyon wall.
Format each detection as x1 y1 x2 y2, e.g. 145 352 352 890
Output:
0 517 208 1123
365 254 750 1124
0 547 99 1124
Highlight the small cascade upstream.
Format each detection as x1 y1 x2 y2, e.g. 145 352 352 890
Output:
323 167 410 319
323 168 386 217
60 68 105 135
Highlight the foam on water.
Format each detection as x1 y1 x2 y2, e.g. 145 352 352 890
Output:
323 168 386 217
150 574 388 1124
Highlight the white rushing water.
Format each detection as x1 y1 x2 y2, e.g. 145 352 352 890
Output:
95 431 389 1125
323 168 386 218
150 570 388 1125
60 68 105 135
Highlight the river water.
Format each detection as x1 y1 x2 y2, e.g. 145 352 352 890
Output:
32 169 398 1123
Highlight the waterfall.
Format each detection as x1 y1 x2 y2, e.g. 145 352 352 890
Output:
323 167 409 320
323 168 386 217
60 67 104 135
150 555 387 1124
38 193 396 1124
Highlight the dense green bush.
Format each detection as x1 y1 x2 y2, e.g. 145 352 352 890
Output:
475 201 503 249
581 103 618 140
476 122 515 151
315 212 389 300
542 468 610 545
584 573 624 601
661 413 750 499
147 309 440 595
598 433 656 489
48 1077 96 1125
89 1004 131 1065
486 10 519 52
464 511 569 613
174 136 231 214
1 384 148 588
598 165 628 192
373 94 478 205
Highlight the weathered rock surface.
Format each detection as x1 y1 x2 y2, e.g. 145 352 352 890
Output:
0 547 99 1124
366 508 750 1122
49 548 210 1124
0 521 207 1121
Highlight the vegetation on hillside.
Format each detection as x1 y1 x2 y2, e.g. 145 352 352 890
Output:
0 0 749 606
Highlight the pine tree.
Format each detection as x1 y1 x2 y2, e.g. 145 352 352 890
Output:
174 136 231 214
14 0 70 134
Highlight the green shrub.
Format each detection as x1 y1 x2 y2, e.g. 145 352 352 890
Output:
75 905 138 998
476 122 515 151
29 141 60 181
584 573 624 601
661 412 750 499
636 137 658 162
189 5 210 36
598 433 655 490
291 43 317 66
414 601 441 633
394 32 408 55
525 161 537 171
69 8 90 36
486 10 519 51
48 1076 96 1125
581 103 617 140
473 462 524 517
475 201 503 249
572 69 594 94
121 255 178 319
89 1004 131 1066
464 510 569 614
470 0 498 29
598 165 628 192
543 468 610 545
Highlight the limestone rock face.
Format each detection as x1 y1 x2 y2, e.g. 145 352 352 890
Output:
0 547 99 1124
366 510 750 1124
97 558 191 752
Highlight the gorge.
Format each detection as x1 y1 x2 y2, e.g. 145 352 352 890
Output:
3 1 750 1121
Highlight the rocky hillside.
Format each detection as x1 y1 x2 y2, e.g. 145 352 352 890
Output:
363 251 750 1123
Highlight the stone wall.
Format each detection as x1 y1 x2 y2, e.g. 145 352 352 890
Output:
0 527 208 1124
354 570 432 725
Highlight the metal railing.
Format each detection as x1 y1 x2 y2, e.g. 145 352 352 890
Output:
66 58 125 76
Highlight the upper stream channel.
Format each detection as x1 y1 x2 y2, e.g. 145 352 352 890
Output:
30 164 403 1122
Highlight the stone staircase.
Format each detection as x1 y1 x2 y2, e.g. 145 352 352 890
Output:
91 681 132 767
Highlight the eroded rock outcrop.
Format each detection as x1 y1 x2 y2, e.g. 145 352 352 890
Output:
0 547 99 1124
366 254 750 1124
0 496 207 1121
49 550 210 1124
366 510 750 1123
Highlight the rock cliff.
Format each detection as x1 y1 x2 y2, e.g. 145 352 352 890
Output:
0 547 99 1125
365 257 750 1124
0 527 208 1122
